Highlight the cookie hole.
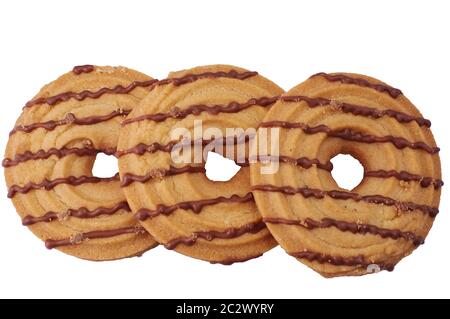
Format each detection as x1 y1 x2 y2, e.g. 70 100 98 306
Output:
205 151 241 182
92 153 118 178
330 154 364 191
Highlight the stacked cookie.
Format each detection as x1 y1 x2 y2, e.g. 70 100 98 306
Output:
3 64 442 277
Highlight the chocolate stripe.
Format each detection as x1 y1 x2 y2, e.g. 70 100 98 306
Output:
252 184 438 217
124 94 430 128
264 217 424 246
25 79 158 108
2 147 116 168
72 65 94 75
122 96 278 126
311 72 403 98
118 143 330 173
116 134 252 157
135 192 254 221
116 140 179 157
22 201 131 226
253 155 333 172
45 226 145 249
8 174 119 198
260 121 439 154
289 250 395 271
210 253 264 265
158 70 257 86
10 109 131 135
121 165 206 187
164 220 266 250
365 169 444 189
278 95 430 127
254 156 443 189
24 70 257 108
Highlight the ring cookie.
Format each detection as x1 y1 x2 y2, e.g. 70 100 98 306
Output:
250 73 442 277
4 65 158 260
118 65 283 264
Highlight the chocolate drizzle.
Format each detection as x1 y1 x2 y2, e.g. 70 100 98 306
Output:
2 147 116 168
45 226 145 249
8 173 119 198
10 109 131 135
122 94 430 128
121 165 206 187
278 95 430 127
260 121 440 154
158 70 257 86
116 141 179 157
122 96 278 126
22 201 131 226
249 155 442 191
263 217 424 246
210 253 263 265
252 184 439 217
72 65 95 75
254 155 333 172
311 72 403 99
24 79 158 108
135 192 254 221
24 70 257 109
116 134 251 158
365 169 444 189
289 250 395 271
164 220 266 250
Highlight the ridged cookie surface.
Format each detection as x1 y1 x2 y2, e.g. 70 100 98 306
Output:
4 65 158 260
118 65 283 264
250 73 441 277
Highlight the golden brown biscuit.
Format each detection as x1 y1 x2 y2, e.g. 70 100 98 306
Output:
4 65 158 260
250 73 442 277
118 65 283 264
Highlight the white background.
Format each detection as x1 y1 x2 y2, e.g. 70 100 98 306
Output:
0 0 449 299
